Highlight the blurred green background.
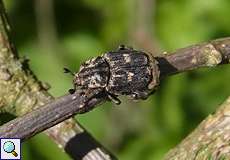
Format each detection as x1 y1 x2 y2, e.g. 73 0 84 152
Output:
2 0 230 159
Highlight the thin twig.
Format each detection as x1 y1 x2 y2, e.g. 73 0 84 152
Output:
157 38 230 77
0 89 107 140
0 0 230 159
0 1 116 159
0 37 229 143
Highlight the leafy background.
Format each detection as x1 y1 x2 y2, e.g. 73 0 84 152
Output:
1 0 230 159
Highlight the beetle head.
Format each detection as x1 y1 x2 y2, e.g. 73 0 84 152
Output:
74 57 109 89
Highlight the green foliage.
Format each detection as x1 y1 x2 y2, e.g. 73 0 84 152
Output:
1 0 230 159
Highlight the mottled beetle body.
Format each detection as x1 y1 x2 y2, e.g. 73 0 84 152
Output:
70 46 159 104
75 57 109 88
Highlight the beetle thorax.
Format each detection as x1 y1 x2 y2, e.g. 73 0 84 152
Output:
74 57 110 89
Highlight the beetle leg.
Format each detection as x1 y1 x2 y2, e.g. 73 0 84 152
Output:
107 92 121 105
64 67 78 94
68 83 77 94
118 44 126 50
68 89 75 94
118 45 134 51
131 91 149 100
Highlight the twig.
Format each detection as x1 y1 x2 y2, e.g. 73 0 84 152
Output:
0 89 106 140
0 37 230 144
0 89 117 160
157 38 230 77
0 0 230 158
0 1 116 159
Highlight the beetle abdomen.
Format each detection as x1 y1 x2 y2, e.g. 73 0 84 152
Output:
104 50 152 95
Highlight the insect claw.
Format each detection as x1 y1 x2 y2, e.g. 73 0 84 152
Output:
118 44 126 51
68 89 75 94
118 45 134 51
107 93 121 105
131 92 148 100
130 93 138 99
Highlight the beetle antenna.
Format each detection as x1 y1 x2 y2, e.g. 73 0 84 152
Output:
63 67 75 76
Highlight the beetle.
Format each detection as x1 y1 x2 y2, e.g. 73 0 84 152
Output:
64 45 160 105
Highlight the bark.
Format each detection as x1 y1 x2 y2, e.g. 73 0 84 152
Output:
0 1 116 160
1 36 230 142
1 0 230 159
164 96 230 160
1 35 230 159
0 89 106 140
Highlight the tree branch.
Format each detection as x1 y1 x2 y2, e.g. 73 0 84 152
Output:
1 0 230 159
164 96 230 159
0 36 230 157
0 89 106 140
157 38 230 78
0 1 116 159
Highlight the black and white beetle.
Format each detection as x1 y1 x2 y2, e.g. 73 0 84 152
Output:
64 45 160 105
